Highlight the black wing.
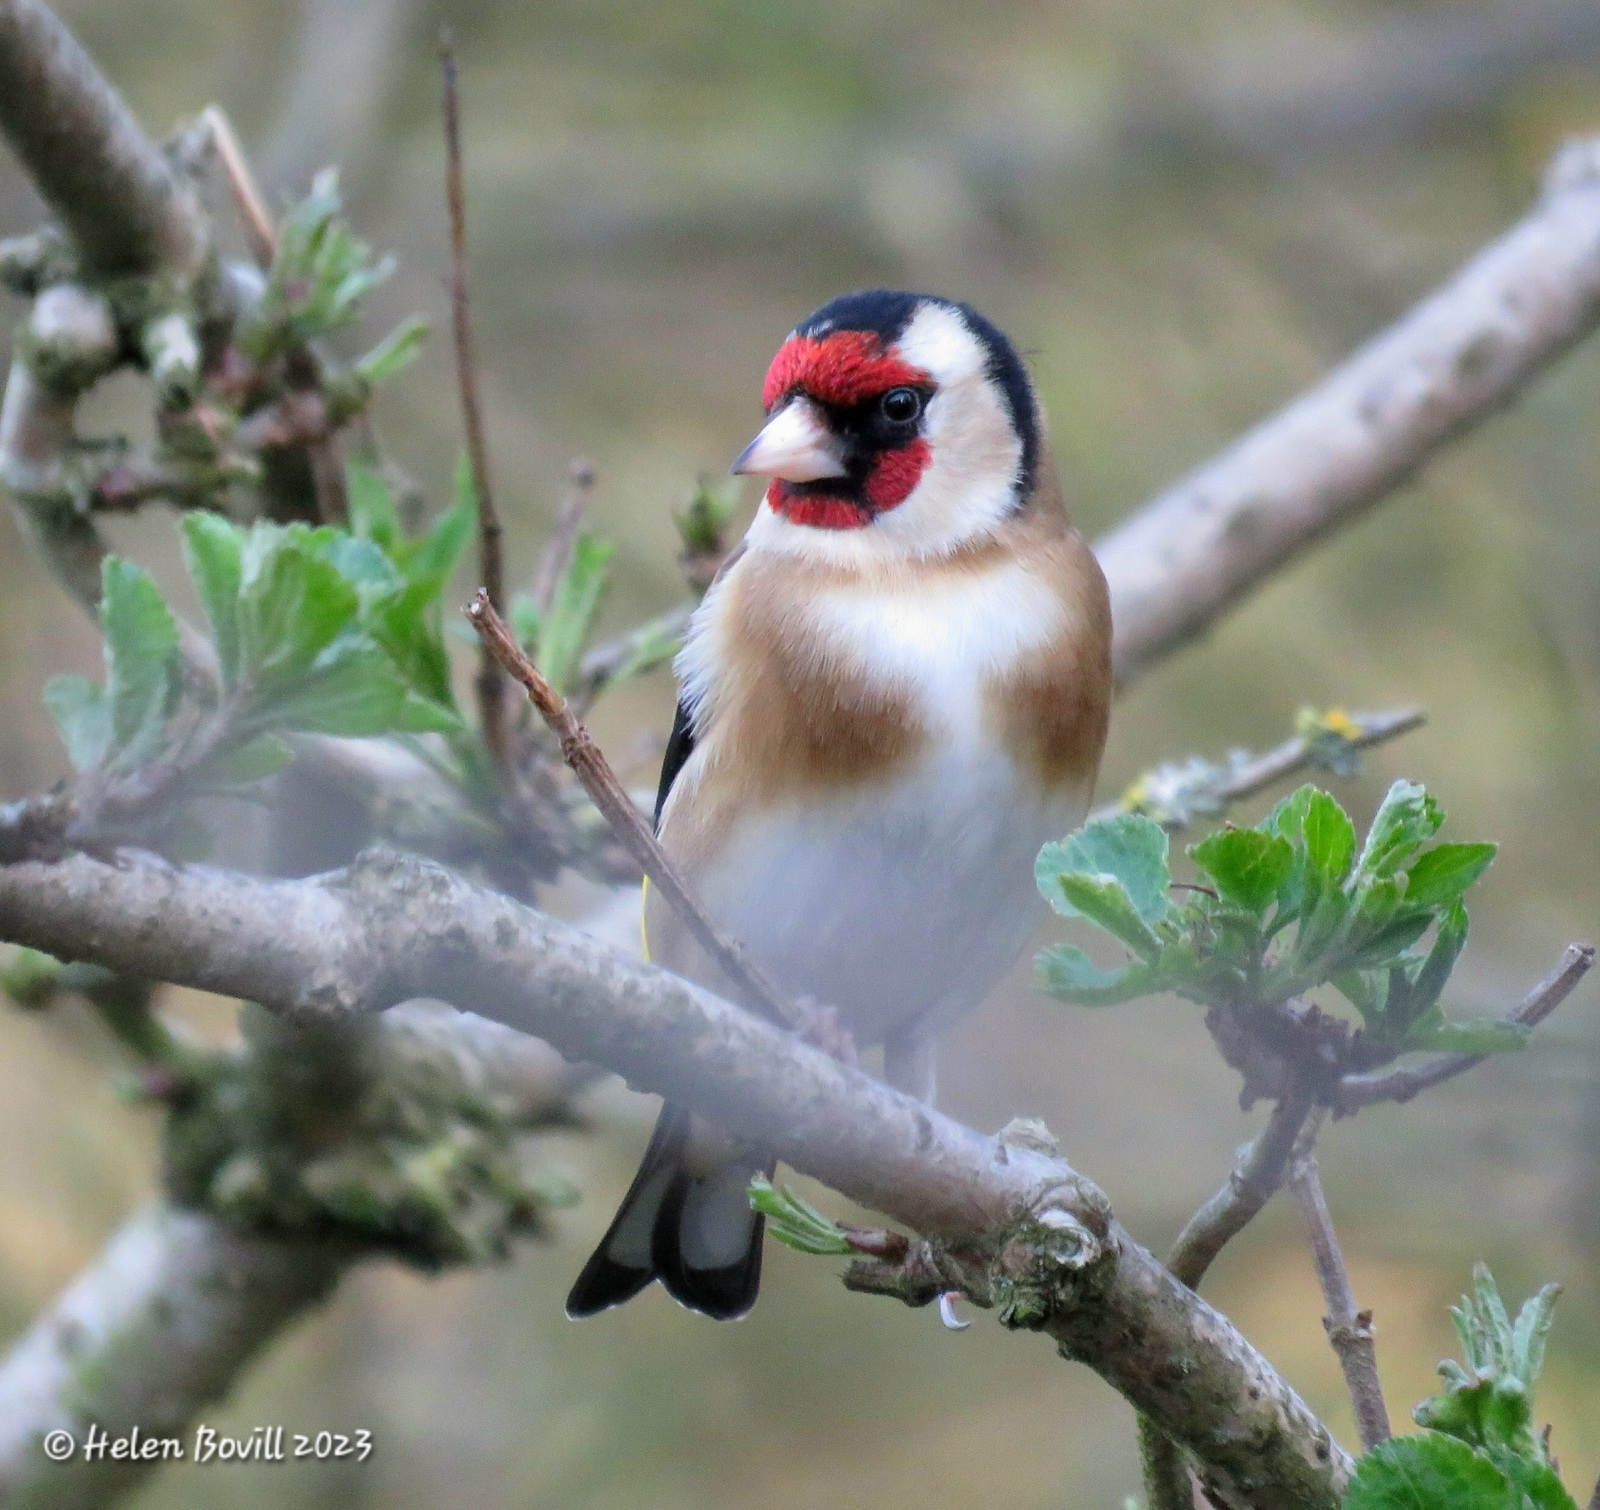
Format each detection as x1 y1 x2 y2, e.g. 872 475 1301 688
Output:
653 699 695 832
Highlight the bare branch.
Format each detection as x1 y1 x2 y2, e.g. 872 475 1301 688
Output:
438 33 509 775
0 0 206 276
1335 942 1594 1112
1141 1077 1318 1510
1098 138 1600 684
1102 706 1425 829
0 1205 347 1510
1288 1152 1391 1450
0 845 1351 1509
529 457 597 613
467 590 825 1044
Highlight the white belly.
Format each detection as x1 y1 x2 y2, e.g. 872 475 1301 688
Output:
694 746 1089 1044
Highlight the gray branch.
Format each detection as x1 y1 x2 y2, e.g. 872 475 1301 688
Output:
0 845 1351 1510
1097 137 1600 684
0 1206 346 1510
0 0 204 276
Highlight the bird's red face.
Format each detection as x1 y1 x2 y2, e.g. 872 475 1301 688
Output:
734 293 1038 562
752 331 933 531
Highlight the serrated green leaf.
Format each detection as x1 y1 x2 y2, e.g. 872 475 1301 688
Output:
100 557 180 769
1358 779 1445 879
1265 784 1316 843
1036 813 1172 926
1510 1284 1562 1397
537 533 615 695
238 532 360 684
43 675 111 771
1493 1452 1578 1510
346 460 398 550
1406 843 1497 908
1190 828 1294 914
241 642 410 738
1302 788 1357 884
1344 1434 1522 1510
181 513 244 688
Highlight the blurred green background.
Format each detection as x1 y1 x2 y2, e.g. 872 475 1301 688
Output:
3 0 1600 1504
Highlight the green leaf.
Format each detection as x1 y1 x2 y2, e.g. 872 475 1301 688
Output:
43 675 110 771
353 316 427 387
537 534 615 695
1053 873 1163 960
1405 899 1470 1019
398 456 475 587
1405 843 1497 908
1036 813 1172 926
1036 945 1153 1006
1510 1283 1562 1397
1358 779 1445 879
250 642 457 738
368 579 456 708
1342 908 1435 970
238 531 360 684
1332 968 1388 1023
1403 1015 1530 1055
1302 788 1357 885
181 513 244 688
346 460 398 551
195 733 294 788
747 1176 855 1256
1345 1434 1526 1510
1493 1453 1579 1510
1190 828 1294 914
100 557 180 769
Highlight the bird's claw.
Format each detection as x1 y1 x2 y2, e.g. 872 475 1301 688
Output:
937 1291 970 1331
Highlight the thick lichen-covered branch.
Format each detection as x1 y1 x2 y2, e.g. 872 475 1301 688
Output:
0 845 1350 1510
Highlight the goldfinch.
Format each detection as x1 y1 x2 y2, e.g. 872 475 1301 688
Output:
567 290 1112 1321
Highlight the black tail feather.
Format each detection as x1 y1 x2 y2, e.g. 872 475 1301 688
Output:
566 1104 771 1321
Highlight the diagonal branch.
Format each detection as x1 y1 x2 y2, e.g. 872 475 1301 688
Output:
1098 138 1600 684
1288 1151 1391 1450
0 844 1351 1510
1335 943 1594 1112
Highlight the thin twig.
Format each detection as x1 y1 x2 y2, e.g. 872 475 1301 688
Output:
1288 1152 1391 1450
1100 706 1425 829
530 457 597 613
570 599 695 715
1143 1074 1319 1510
439 32 509 775
1336 943 1594 1112
198 105 276 268
467 590 818 1043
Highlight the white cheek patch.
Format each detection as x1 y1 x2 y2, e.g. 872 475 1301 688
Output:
743 299 1026 568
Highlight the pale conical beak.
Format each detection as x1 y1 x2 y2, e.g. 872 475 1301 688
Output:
730 397 848 482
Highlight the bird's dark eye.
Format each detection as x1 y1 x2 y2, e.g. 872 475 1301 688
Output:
880 387 922 424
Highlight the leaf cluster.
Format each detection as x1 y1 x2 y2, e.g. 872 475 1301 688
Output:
1345 1267 1574 1510
238 168 399 363
1036 782 1513 1061
45 465 475 807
